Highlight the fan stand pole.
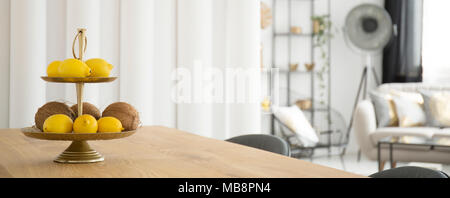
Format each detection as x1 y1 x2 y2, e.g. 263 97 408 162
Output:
341 55 380 159
364 55 381 96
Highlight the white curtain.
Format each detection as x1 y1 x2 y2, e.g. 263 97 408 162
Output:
9 0 47 128
120 0 154 125
0 0 261 140
224 0 261 138
177 0 214 137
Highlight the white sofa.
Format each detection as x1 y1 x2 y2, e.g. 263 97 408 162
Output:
354 83 450 167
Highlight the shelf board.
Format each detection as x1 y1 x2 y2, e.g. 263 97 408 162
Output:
280 69 314 74
261 107 328 115
261 68 314 74
274 33 314 37
274 0 315 1
261 111 273 115
301 108 329 112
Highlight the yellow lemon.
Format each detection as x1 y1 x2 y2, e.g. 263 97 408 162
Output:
85 58 113 77
46 60 62 77
261 97 271 111
73 114 98 133
98 117 124 133
58 58 91 77
43 114 73 133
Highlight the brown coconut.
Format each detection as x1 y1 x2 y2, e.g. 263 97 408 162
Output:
102 102 140 131
70 102 101 119
35 102 75 131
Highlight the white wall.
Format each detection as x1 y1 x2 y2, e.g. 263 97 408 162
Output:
261 0 384 153
0 0 10 128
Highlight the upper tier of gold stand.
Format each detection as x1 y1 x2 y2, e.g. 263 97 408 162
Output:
41 76 117 83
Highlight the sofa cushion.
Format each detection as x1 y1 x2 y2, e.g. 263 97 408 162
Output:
392 94 426 127
272 105 319 147
420 91 450 127
369 127 437 145
390 90 424 104
370 91 398 127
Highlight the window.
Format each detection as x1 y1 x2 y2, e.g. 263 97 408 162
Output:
422 0 450 82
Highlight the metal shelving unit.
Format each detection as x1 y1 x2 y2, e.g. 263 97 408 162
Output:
271 0 328 129
268 0 348 158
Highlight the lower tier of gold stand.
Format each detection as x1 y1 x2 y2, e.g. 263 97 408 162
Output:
54 140 104 163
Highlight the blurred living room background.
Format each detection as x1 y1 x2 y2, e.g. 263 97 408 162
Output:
1 0 450 176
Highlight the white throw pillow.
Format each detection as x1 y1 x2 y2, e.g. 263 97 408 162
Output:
272 105 319 147
390 90 424 104
392 95 426 127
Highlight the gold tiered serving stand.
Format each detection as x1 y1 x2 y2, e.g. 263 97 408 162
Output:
21 28 137 164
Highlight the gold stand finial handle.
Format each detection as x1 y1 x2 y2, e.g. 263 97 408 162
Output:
72 28 87 61
72 28 87 117
76 83 84 116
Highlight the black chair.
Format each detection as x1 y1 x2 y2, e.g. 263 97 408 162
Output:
226 134 291 157
369 166 449 178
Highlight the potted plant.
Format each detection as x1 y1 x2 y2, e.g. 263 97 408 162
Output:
311 15 333 106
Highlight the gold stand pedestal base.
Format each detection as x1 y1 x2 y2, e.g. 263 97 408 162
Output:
54 141 104 164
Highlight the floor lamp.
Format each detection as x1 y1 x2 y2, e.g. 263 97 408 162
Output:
341 4 393 159
341 55 380 159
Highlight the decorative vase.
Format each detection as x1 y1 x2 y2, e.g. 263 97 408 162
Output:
261 2 272 29
313 20 321 34
296 99 312 110
290 63 299 71
290 26 302 34
305 63 315 71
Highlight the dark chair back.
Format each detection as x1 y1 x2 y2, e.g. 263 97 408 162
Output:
226 134 290 156
370 166 449 178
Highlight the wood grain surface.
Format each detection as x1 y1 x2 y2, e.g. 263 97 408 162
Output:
0 126 365 178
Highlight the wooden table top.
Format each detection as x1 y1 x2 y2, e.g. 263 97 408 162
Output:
0 126 364 178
